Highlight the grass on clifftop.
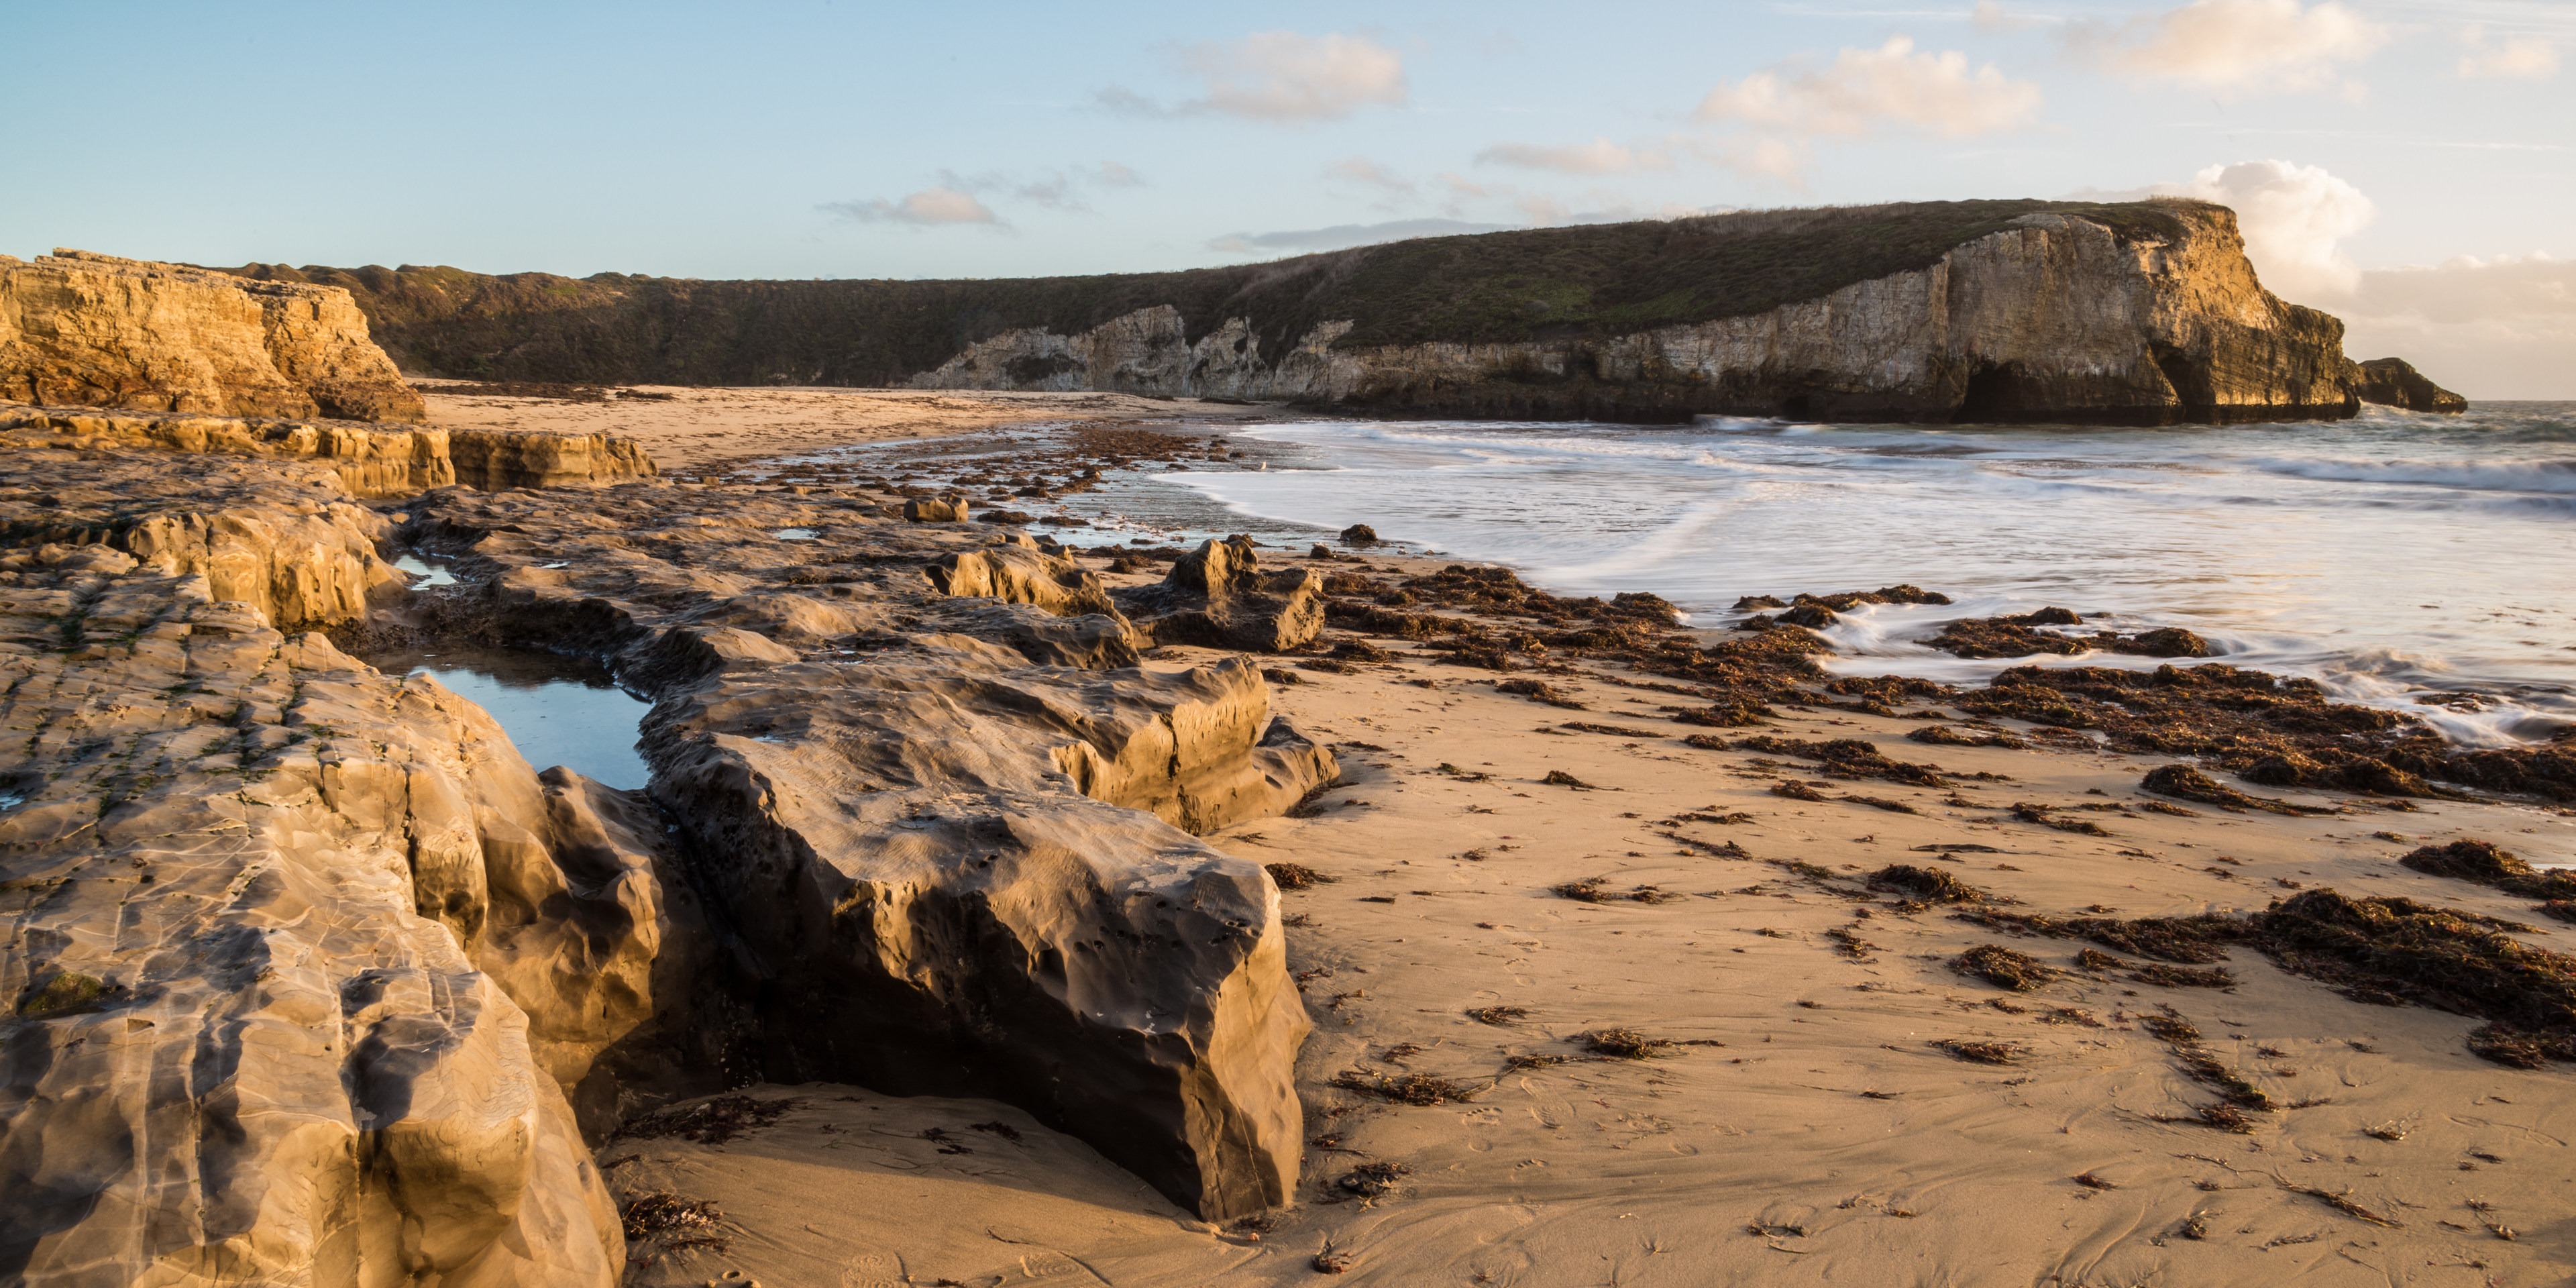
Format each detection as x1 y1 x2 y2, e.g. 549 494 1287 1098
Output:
213 199 2213 387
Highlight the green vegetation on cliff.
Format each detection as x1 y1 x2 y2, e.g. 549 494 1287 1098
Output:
220 199 2205 387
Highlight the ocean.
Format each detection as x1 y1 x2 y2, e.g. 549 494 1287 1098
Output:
1036 402 2576 750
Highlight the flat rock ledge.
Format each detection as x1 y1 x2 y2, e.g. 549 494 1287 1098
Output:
2 419 1327 1281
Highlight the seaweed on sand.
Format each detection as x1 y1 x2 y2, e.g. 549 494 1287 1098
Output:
1330 1069 1488 1106
2141 764 2326 816
1953 943 2058 991
614 1095 797 1146
1867 864 1990 904
1964 890 2576 1069
621 1193 727 1251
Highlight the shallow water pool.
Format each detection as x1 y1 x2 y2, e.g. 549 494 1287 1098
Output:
368 647 651 790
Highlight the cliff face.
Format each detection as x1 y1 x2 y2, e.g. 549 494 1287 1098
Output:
237 199 2461 424
914 208 2362 424
1 250 425 423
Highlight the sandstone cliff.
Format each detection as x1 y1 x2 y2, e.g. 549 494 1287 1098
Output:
2 250 425 423
910 207 2369 424
237 199 2463 424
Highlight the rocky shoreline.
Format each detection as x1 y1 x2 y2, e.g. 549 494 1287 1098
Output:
2 257 2567 1284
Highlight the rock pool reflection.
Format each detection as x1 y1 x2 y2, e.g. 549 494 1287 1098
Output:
368 647 650 790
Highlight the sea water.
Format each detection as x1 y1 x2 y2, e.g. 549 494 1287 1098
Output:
1138 403 2576 749
775 403 2575 749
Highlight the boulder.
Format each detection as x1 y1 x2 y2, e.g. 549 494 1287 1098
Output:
0 250 425 422
2353 357 2468 413
1116 536 1326 653
904 496 970 522
645 640 1330 1218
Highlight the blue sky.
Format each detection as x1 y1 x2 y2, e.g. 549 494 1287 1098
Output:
10 0 2571 394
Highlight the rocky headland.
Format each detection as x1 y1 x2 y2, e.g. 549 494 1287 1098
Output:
216 200 2465 424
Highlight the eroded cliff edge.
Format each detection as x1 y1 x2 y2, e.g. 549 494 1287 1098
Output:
228 199 2463 423
1 251 427 423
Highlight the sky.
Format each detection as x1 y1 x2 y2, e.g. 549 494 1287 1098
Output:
9 0 2571 396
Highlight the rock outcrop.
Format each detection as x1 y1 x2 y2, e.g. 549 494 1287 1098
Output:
0 440 704 1285
0 406 655 497
395 479 1333 1218
1 250 425 423
914 207 2372 424
1116 536 1328 652
2353 356 2469 413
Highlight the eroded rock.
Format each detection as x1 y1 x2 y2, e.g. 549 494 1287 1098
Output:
1 250 424 422
1117 536 1326 653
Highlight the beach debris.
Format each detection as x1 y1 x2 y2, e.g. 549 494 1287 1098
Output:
1908 724 2028 749
1504 1054 1567 1071
621 1192 727 1251
1952 944 2058 991
1465 1005 1527 1026
1329 1069 1486 1106
2127 962 2237 989
2140 764 2324 816
2400 839 2576 912
1575 1027 1674 1059
1931 1039 2023 1065
1561 721 1663 738
1718 735 1953 787
1770 780 1829 801
1924 614 2210 661
1333 1161 1410 1197
1265 862 1334 890
1672 700 1774 727
2008 802 2112 835
1867 864 1990 904
613 1095 797 1146
2279 1181 2400 1227
2073 1171 2118 1190
1540 769 1599 789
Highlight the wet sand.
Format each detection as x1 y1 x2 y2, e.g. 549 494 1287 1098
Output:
453 389 2576 1285
606 631 2574 1287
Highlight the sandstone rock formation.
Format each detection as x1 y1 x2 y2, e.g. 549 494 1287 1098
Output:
0 406 655 497
0 439 704 1284
2353 356 2469 413
1116 536 1328 652
1 250 425 422
914 207 2369 424
396 479 1334 1218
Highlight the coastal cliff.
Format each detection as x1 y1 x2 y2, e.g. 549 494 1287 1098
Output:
226 199 2462 424
1 250 425 423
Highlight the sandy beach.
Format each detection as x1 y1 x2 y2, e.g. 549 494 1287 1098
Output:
537 390 2576 1287
415 380 1285 475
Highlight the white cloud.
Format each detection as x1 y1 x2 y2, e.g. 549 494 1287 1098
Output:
1696 36 2043 140
1324 157 1417 197
820 186 999 227
2078 0 2387 93
2457 23 2560 78
2143 158 2375 300
1094 161 1146 188
1474 139 1668 174
2341 254 2576 398
1111 32 1407 122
